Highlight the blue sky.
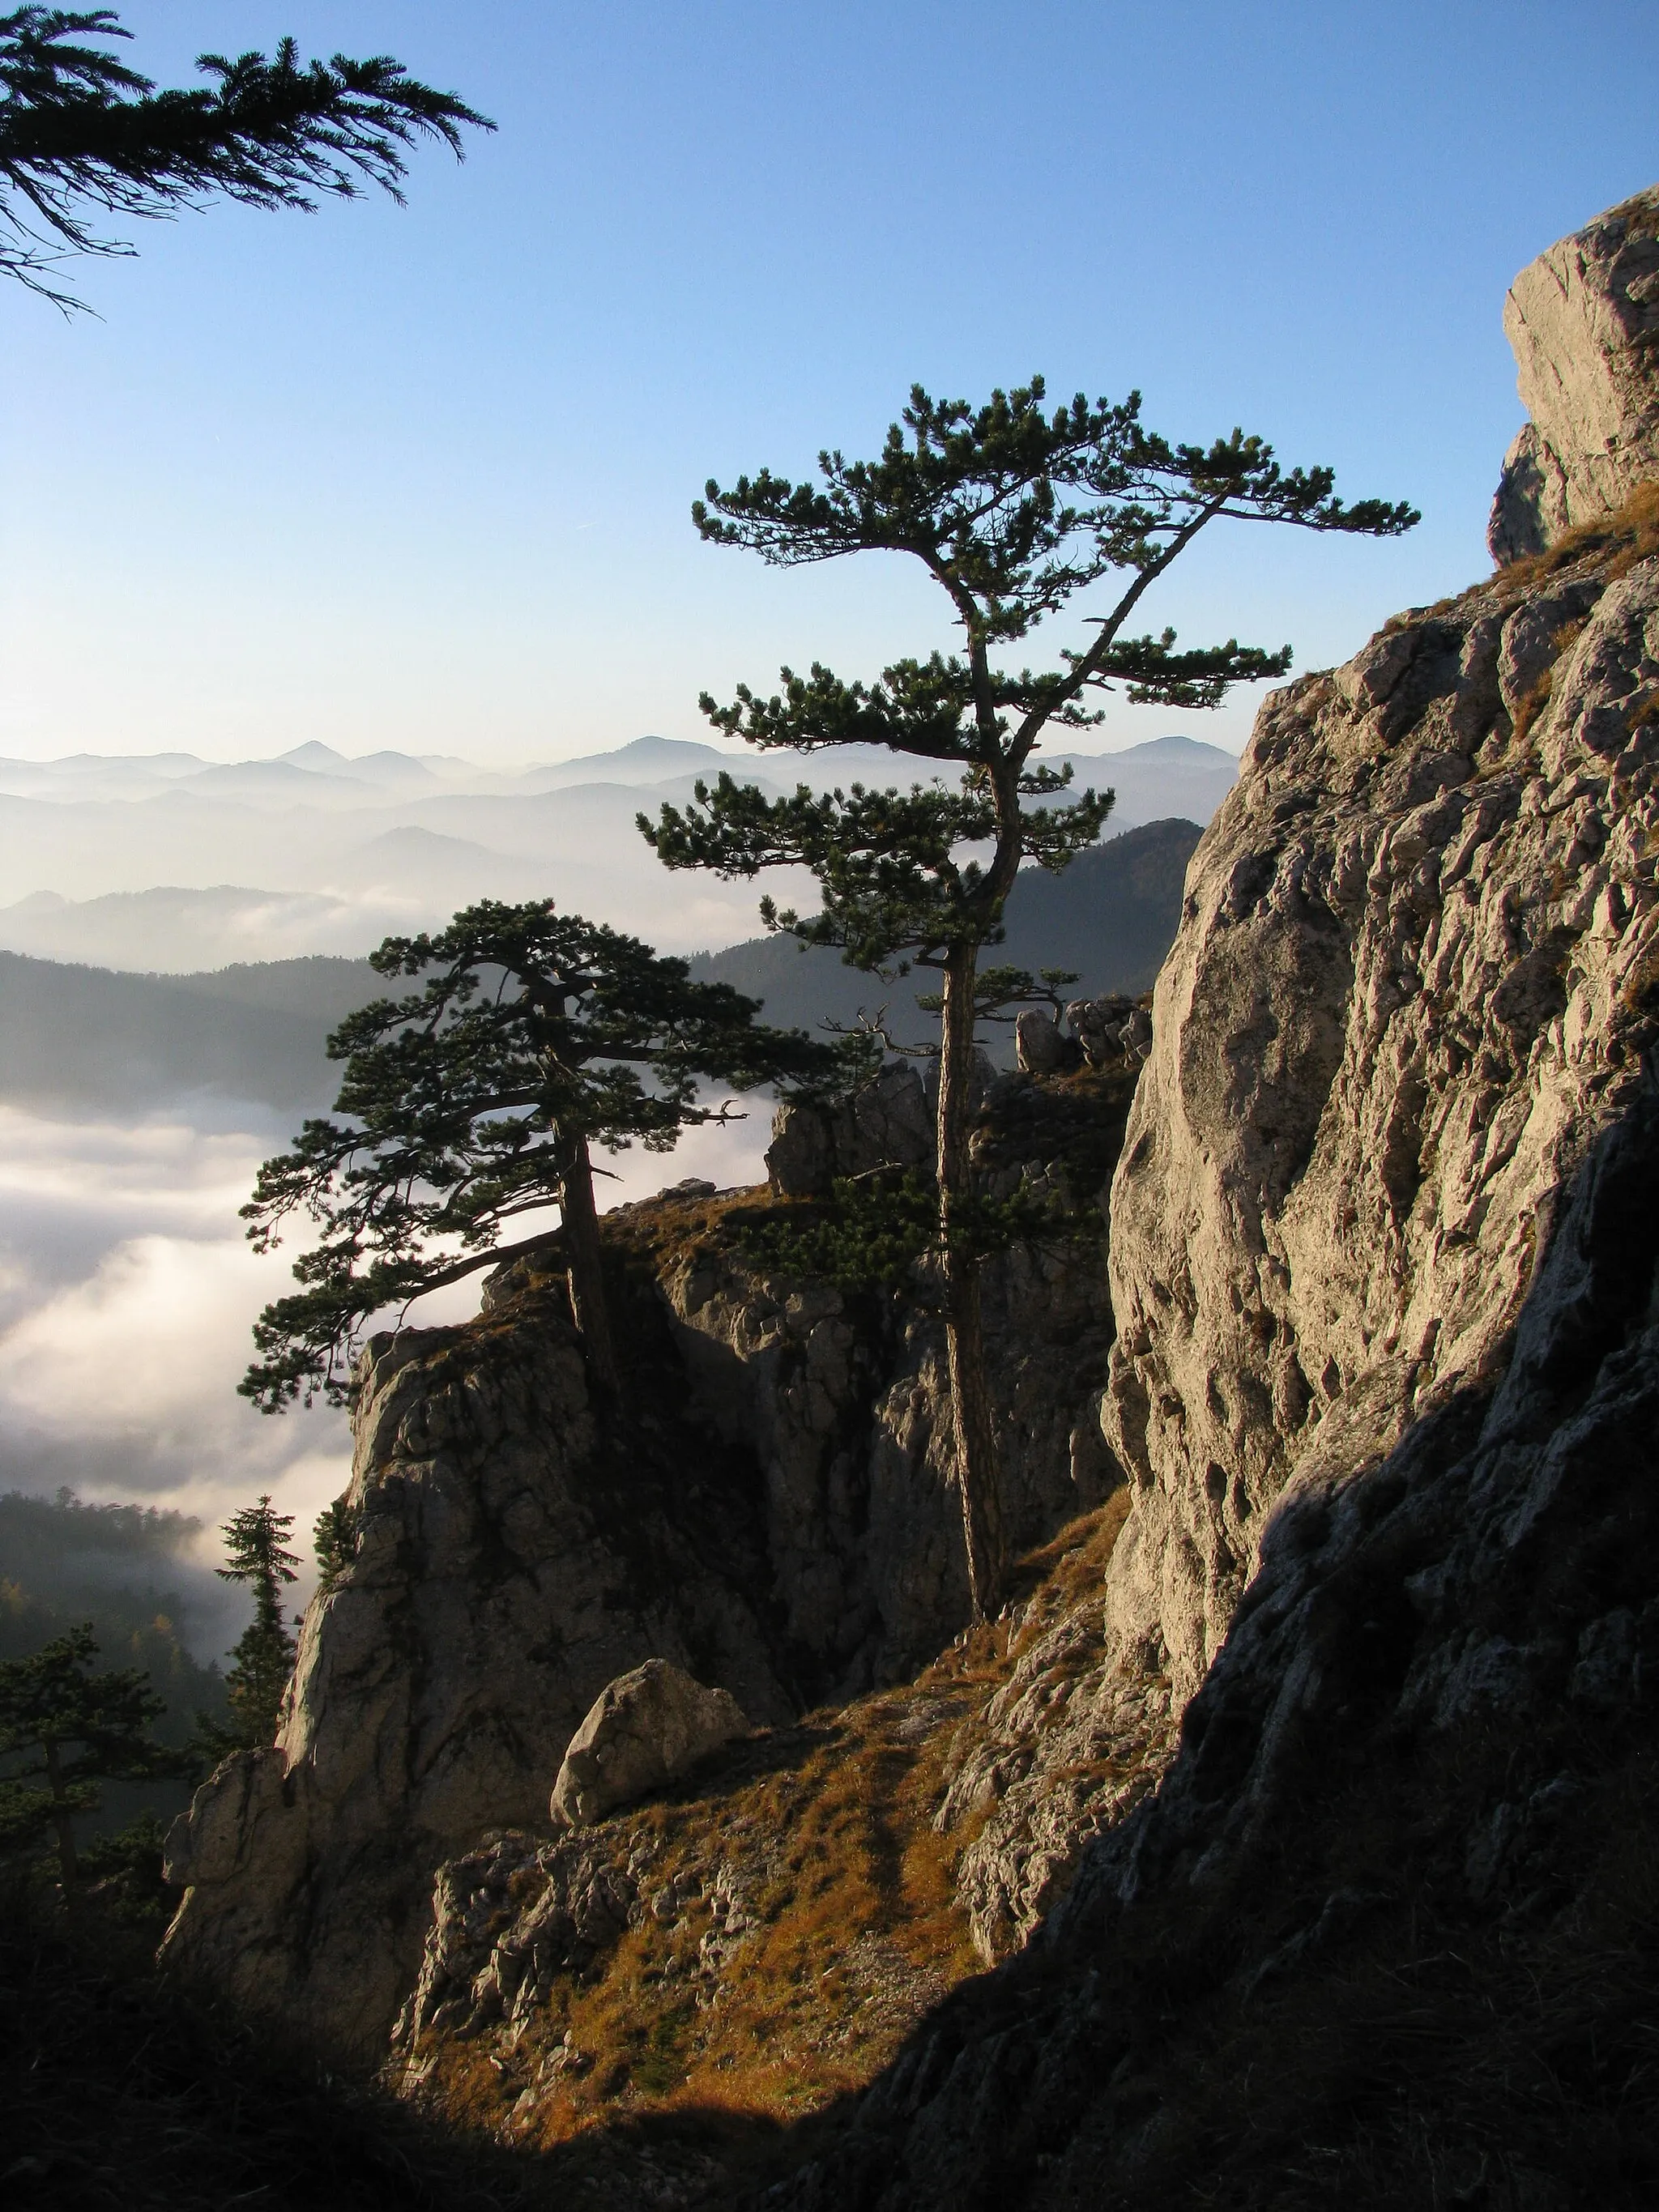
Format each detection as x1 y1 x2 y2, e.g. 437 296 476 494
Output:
2 0 1654 766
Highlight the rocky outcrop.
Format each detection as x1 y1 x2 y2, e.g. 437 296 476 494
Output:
1100 532 1659 1709
395 1827 647 2052
1490 186 1659 561
765 1061 935 1196
1013 993 1152 1076
162 1289 791 2064
655 1074 1130 1690
938 485 1659 1963
550 1659 748 1827
162 1072 1132 2061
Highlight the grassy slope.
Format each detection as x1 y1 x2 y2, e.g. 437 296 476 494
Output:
397 1498 1136 2206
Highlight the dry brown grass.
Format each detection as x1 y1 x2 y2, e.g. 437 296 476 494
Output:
406 1500 1132 2167
1380 480 1659 639
1493 478 1659 600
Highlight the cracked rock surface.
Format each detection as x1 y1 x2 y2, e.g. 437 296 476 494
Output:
929 492 1659 1982
1490 185 1659 560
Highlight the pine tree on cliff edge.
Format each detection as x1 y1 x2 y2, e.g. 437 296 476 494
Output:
240 900 846 1409
641 378 1418 1619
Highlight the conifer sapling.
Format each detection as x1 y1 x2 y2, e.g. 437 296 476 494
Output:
208 1495 300 1754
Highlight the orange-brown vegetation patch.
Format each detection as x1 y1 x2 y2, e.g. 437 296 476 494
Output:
399 1498 1130 2180
1381 480 1659 641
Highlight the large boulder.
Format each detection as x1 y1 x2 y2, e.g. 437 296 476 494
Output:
1013 1008 1077 1074
550 1658 748 1826
1490 185 1659 562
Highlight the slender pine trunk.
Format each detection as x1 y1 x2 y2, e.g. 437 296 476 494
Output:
560 1136 621 1395
936 942 1004 1620
43 1737 78 1914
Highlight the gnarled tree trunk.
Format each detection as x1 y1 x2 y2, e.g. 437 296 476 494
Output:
559 1136 621 1396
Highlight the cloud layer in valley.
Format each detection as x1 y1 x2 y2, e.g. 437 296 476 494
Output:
0 1096 770 1652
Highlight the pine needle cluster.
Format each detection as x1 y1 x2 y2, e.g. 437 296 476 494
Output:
0 6 493 306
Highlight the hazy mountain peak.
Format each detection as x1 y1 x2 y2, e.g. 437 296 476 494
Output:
277 740 351 769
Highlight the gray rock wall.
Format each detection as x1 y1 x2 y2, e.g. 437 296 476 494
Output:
1490 185 1659 560
1098 548 1659 1715
661 1135 1120 1694
761 185 1659 2209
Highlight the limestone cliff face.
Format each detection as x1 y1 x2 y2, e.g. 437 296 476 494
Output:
161 1287 791 2059
1490 185 1659 560
1096 535 1659 1712
657 1075 1128 1693
168 194 1659 2167
930 190 1659 1968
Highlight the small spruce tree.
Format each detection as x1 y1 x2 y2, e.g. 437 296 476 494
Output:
0 1623 192 1910
211 1496 300 1752
312 1495 359 1600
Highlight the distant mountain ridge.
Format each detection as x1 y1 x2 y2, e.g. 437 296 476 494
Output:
691 819 1201 1052
0 729 1235 812
0 733 1235 970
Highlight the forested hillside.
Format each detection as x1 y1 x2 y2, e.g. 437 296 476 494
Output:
0 1490 229 1835
0 954 380 1115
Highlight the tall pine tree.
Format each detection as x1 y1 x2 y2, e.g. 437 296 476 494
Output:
642 378 1417 1617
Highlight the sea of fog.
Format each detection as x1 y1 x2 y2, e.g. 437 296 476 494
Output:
0 1094 770 1653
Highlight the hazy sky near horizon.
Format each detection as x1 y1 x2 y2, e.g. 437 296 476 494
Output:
2 0 1656 769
